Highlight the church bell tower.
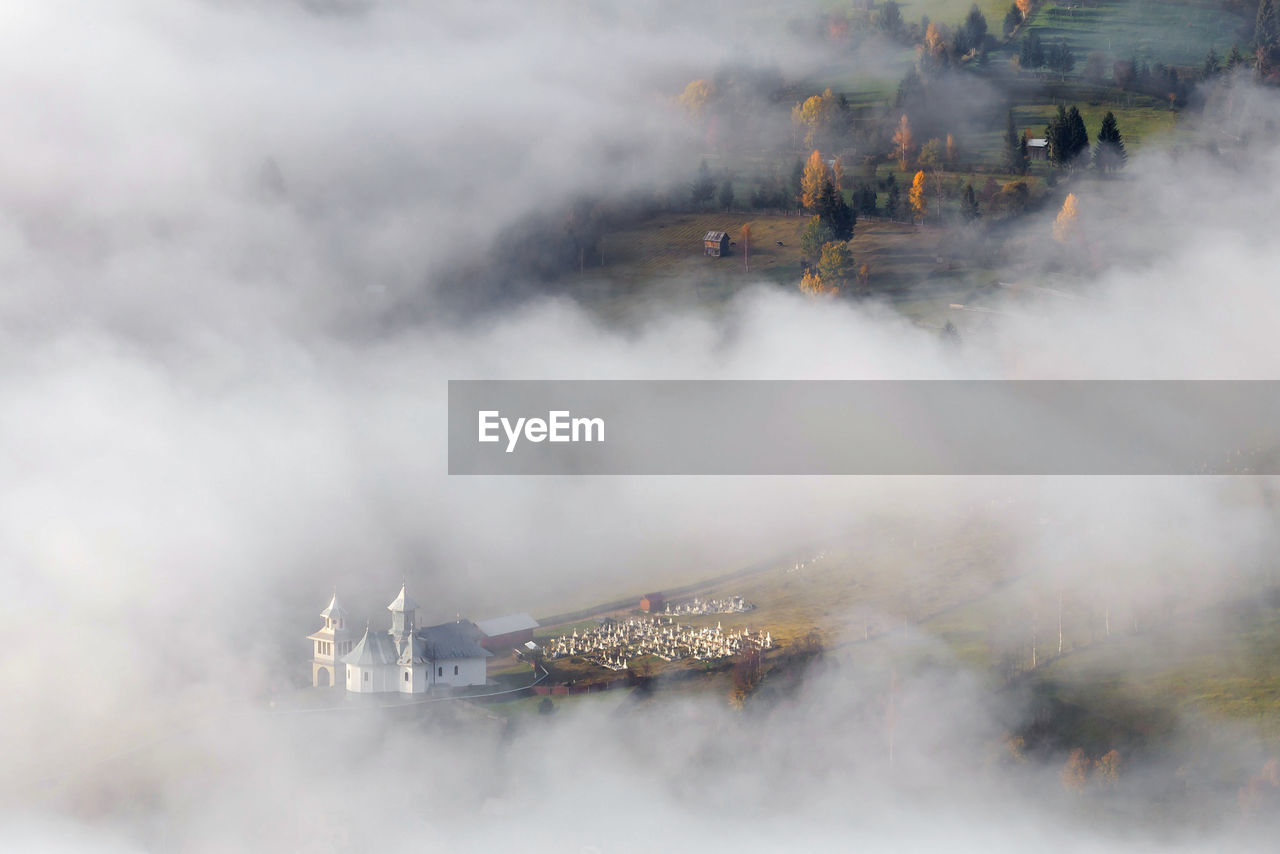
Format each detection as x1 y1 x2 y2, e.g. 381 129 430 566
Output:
308 592 352 688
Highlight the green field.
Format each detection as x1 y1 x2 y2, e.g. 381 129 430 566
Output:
1021 0 1251 68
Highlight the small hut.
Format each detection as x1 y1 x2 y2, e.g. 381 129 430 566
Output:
703 231 730 257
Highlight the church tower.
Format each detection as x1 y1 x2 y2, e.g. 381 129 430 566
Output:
308 592 352 688
387 582 419 648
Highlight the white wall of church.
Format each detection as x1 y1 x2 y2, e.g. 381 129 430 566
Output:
346 664 397 693
399 666 426 693
430 657 486 688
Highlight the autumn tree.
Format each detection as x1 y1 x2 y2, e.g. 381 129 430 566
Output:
908 170 928 222
817 240 856 289
1016 0 1033 17
792 88 845 149
801 149 833 210
1093 111 1127 173
1052 192 1079 242
740 223 752 272
891 114 916 170
945 133 958 165
919 137 943 170
800 269 838 296
677 79 713 117
1061 748 1090 792
1095 749 1122 786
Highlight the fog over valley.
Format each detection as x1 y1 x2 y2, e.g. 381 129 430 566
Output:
5 1 1280 851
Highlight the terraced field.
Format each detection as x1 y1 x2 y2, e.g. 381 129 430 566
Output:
1021 0 1251 67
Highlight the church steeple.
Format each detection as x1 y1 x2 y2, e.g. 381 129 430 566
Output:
387 581 419 644
308 590 352 688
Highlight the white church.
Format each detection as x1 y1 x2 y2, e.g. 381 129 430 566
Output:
308 584 491 694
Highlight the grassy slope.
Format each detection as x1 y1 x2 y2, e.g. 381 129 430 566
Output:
1024 0 1251 68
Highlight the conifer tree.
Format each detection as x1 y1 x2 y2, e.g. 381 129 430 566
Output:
1093 111 1127 173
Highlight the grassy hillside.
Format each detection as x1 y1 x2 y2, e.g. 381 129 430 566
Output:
1022 0 1252 69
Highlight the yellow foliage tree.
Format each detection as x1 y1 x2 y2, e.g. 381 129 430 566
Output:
792 88 839 148
677 79 713 117
945 133 958 164
1053 192 1079 242
892 114 915 171
799 269 838 296
801 149 833 210
909 170 928 222
1017 0 1034 16
740 223 752 272
832 156 845 190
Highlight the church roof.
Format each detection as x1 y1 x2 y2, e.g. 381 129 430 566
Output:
387 584 419 613
419 621 492 660
341 626 400 667
319 593 347 619
475 613 539 636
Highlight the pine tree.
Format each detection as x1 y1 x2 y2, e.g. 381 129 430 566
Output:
1002 109 1023 172
1225 44 1245 71
1093 111 1126 173
961 183 981 221
1044 104 1069 167
816 179 855 240
1003 3 1023 38
1203 46 1221 77
790 159 805 207
885 175 901 220
691 159 716 206
718 179 735 211
1066 106 1089 164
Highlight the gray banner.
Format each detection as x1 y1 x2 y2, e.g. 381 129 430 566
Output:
447 381 1280 475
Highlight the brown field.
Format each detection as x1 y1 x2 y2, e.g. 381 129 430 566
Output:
584 212 995 327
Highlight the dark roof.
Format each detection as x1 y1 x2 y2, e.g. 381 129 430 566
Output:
418 621 492 660
703 231 728 242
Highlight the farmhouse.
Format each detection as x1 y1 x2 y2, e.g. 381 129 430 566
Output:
703 231 730 257
475 612 540 652
1027 138 1048 160
309 584 491 693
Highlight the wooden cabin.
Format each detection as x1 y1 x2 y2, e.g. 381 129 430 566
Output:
703 231 730 257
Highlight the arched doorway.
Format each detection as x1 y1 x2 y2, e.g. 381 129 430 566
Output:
316 666 331 687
